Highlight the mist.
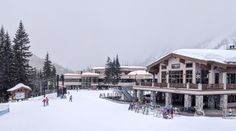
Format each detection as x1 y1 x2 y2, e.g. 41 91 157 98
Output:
1 0 236 70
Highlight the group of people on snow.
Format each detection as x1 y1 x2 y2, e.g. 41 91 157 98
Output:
42 91 74 107
42 97 49 107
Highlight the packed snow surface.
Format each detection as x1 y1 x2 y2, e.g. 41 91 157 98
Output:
173 49 236 64
1 90 236 131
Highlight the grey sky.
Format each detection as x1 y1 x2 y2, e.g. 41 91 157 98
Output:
1 0 236 70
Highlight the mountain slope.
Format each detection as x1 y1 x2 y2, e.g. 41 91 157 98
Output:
29 55 73 74
197 33 236 49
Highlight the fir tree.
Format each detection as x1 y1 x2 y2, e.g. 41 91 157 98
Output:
0 26 6 102
113 55 121 85
43 53 52 80
104 55 121 86
1 32 15 101
43 53 57 91
105 57 112 84
50 65 57 89
13 21 32 85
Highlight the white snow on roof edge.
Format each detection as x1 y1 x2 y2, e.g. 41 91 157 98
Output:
7 83 32 92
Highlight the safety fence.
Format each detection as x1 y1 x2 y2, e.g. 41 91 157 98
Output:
0 104 10 116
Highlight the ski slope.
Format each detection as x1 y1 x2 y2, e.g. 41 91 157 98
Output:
0 90 236 131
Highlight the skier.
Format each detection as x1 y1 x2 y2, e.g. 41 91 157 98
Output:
42 98 46 107
69 95 72 102
45 97 49 106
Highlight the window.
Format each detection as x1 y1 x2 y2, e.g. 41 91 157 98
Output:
228 95 236 103
169 70 183 83
227 73 236 84
186 70 192 83
171 64 180 69
215 73 219 84
161 65 167 69
161 71 167 83
186 63 193 68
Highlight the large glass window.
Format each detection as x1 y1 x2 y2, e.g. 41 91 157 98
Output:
161 71 167 83
227 73 236 84
169 70 183 83
186 70 192 83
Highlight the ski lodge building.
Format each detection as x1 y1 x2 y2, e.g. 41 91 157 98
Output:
133 49 236 112
63 66 155 89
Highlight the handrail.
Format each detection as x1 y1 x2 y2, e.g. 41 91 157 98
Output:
202 84 224 90
227 84 236 89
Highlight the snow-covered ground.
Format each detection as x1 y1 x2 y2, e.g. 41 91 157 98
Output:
0 90 236 131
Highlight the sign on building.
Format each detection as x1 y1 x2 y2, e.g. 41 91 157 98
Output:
15 92 25 100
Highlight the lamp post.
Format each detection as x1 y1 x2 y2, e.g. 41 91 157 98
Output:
56 74 60 97
135 73 137 85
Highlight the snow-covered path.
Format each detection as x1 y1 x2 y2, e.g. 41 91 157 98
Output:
0 90 236 131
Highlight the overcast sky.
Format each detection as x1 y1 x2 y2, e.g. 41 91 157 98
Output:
1 0 236 70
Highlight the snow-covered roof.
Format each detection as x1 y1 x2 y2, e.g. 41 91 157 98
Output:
64 73 81 76
128 70 152 76
7 83 32 92
172 49 236 64
92 66 145 70
81 72 99 77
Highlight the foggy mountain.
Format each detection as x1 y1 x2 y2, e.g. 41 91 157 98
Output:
29 55 73 74
136 32 236 67
197 32 236 49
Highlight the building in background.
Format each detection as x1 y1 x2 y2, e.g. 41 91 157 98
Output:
62 66 155 89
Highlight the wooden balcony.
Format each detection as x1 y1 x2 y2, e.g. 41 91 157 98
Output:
135 82 236 91
169 83 186 89
189 83 198 89
201 84 224 90
227 84 236 89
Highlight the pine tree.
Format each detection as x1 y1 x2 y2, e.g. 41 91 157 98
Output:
43 53 57 92
1 32 15 101
105 57 112 84
13 21 32 85
43 53 52 80
0 26 5 102
50 65 57 90
113 55 121 85
104 55 121 86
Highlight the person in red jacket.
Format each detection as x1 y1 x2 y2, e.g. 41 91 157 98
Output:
45 97 49 106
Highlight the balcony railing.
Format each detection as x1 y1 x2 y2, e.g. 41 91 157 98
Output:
135 82 235 91
169 83 186 89
154 83 167 88
227 84 236 89
140 82 152 87
202 84 224 90
189 83 198 89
